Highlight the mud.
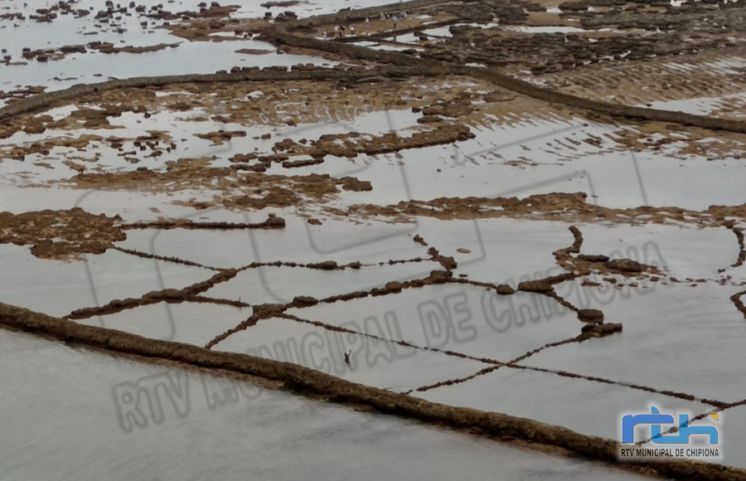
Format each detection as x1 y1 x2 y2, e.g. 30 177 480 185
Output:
0 207 291 261
68 158 372 210
112 246 222 271
733 291 746 321
579 321 623 340
121 214 286 231
234 257 427 272
539 46 746 108
524 269 577 288
722 222 746 269
0 86 46 104
333 192 746 228
18 42 180 64
0 66 443 123
263 2 746 134
273 123 474 159
166 7 264 41
1 0 744 137
577 309 604 324
1 134 105 161
66 269 239 320
194 129 247 145
449 278 515 295
0 208 125 260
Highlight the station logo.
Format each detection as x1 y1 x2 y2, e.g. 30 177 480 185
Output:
618 404 722 461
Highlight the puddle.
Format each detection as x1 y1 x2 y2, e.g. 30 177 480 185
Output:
418 365 712 439
0 328 654 481
529 283 746 403
214 316 486 392
287 283 583 362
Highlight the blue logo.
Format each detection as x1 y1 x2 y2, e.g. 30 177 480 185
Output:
618 405 722 461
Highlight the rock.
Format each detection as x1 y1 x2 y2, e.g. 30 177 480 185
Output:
282 158 324 168
310 260 338 270
292 296 318 307
606 258 644 272
417 115 442 124
263 214 285 229
413 235 427 246
518 279 553 293
428 270 452 283
253 303 286 318
439 255 458 270
577 309 604 324
581 322 623 339
385 281 403 293
577 254 609 262
495 284 515 295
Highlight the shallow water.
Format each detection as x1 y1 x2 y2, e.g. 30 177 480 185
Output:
0 329 654 481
